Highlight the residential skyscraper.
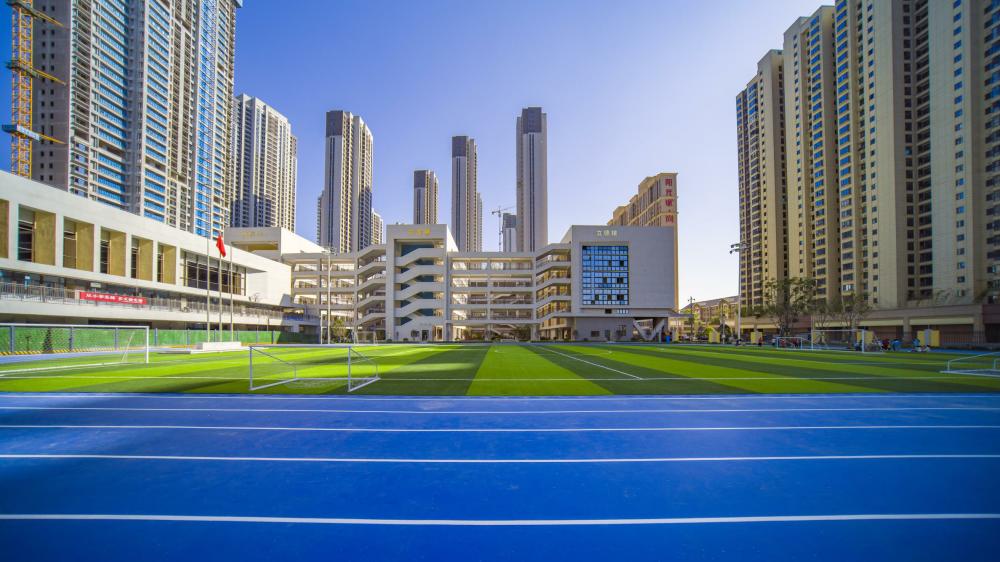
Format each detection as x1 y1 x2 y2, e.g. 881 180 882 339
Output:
232 95 297 231
317 110 374 253
737 0 1000 338
23 0 241 238
451 136 482 251
736 50 788 310
501 213 518 253
516 107 548 252
608 173 679 308
372 210 384 245
476 193 483 251
413 170 438 224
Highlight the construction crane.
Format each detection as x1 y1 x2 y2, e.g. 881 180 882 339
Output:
4 0 65 178
490 205 514 251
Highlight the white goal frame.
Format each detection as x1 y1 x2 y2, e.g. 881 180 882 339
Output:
773 335 809 350
773 329 873 353
248 344 380 392
0 323 150 373
941 352 1000 377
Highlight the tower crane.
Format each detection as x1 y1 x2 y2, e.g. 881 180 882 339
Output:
4 0 65 178
490 205 514 251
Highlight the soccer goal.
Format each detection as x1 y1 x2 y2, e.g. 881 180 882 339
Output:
774 336 809 349
940 352 1000 377
248 344 380 391
0 323 150 374
352 330 380 346
774 329 872 352
809 329 871 352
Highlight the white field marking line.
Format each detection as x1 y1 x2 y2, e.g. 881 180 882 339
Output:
0 375 247 381
532 346 614 356
646 348 944 367
531 347 641 379
0 375 988 382
943 370 1000 379
0 513 996 527
2 453 999 464
361 376 988 382
1 424 998 433
2 405 999 415
2 392 1000 402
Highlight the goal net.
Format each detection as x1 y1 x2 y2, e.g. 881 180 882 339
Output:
352 330 380 345
0 323 150 374
249 344 380 392
941 352 1000 377
774 329 873 352
773 335 809 349
809 329 868 352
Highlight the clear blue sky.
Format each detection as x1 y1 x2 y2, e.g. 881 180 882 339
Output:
2 0 823 305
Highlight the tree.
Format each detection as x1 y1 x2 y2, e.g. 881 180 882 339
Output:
761 278 816 336
331 316 347 342
836 291 872 331
811 293 840 330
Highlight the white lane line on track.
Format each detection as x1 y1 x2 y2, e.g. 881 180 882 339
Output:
532 347 642 379
1 406 998 414
0 375 988 381
0 513 996 526
1 424 998 433
2 453 998 464
2 392 998 402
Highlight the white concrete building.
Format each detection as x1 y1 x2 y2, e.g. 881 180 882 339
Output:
317 110 374 253
278 224 679 342
232 94 297 231
516 107 548 252
1 173 680 342
0 172 299 330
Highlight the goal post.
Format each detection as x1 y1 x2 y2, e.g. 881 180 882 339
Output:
0 323 150 374
248 344 380 392
941 352 1000 377
773 329 874 352
773 335 809 350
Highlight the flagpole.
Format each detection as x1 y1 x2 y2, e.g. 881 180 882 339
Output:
217 240 223 341
229 244 234 340
205 235 210 341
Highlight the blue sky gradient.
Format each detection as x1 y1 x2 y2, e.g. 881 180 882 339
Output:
1 0 823 304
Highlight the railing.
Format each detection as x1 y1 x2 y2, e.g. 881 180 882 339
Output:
0 281 284 320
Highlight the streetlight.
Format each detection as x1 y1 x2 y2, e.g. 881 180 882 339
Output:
729 242 742 341
250 293 262 338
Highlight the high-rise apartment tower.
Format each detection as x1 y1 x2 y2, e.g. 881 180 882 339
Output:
413 169 438 224
451 136 482 251
516 107 548 251
22 0 241 238
232 94 297 231
317 110 374 253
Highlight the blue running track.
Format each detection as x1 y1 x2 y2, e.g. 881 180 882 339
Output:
1 392 999 561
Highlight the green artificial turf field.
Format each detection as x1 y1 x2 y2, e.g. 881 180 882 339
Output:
1 343 999 396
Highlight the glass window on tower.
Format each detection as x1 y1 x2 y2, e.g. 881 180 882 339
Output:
581 245 629 306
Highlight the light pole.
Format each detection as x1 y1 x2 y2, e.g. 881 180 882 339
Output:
250 293 261 338
729 242 742 341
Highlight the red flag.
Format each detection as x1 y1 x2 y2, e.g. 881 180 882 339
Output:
215 234 226 257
